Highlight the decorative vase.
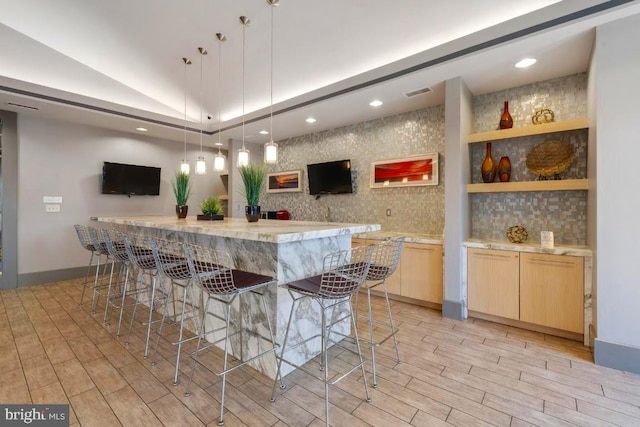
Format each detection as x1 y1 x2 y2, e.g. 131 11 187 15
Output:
481 143 497 183
245 205 261 222
498 156 512 182
176 205 188 219
499 101 513 129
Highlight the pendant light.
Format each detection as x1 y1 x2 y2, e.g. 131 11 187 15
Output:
237 16 250 168
181 57 192 174
195 47 208 175
213 33 227 172
264 0 279 164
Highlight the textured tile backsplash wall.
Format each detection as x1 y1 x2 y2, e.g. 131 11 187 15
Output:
261 105 445 235
471 72 588 245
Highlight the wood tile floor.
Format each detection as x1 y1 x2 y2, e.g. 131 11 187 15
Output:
2 278 640 426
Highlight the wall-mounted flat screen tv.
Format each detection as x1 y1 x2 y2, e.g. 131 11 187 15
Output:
101 162 161 195
307 159 353 196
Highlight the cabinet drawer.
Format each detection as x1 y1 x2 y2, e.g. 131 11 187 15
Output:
520 253 584 333
467 248 520 320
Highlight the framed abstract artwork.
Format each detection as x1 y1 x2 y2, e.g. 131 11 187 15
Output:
370 153 438 188
266 170 303 193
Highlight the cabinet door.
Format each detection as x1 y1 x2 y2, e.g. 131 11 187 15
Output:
400 243 443 303
352 238 401 295
520 253 584 333
467 248 520 320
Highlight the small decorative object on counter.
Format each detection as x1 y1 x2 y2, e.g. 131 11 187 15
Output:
498 156 511 182
526 139 575 180
172 171 192 219
540 231 554 249
532 108 555 125
197 196 224 220
507 225 528 244
499 101 513 129
239 164 266 222
481 142 497 183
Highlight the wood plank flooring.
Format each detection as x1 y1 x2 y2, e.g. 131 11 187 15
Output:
2 278 640 426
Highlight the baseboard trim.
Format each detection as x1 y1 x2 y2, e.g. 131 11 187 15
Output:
18 267 86 287
594 338 640 375
442 299 464 320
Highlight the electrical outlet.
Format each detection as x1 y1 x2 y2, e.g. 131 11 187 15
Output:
386 208 392 217
45 204 60 213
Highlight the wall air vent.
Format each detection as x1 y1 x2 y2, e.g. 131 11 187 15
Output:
404 87 432 98
6 102 39 111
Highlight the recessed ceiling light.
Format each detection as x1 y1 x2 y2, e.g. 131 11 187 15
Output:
136 127 148 132
305 117 317 123
214 142 223 146
259 130 269 135
515 58 537 68
369 100 383 107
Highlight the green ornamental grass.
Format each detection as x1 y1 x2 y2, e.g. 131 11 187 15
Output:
239 164 266 206
172 171 192 206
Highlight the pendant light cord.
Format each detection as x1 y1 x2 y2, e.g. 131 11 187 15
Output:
199 49 204 154
269 4 274 138
183 58 189 162
217 35 223 152
241 19 246 151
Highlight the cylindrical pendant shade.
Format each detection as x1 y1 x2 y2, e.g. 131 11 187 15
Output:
195 157 207 175
264 141 278 164
180 160 190 175
214 153 226 172
237 148 250 168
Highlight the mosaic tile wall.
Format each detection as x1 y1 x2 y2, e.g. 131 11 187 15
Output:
470 73 588 245
261 105 445 235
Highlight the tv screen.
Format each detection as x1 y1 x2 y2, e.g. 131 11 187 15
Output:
102 162 161 196
307 160 353 196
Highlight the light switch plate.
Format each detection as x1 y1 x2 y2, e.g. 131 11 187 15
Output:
43 196 63 203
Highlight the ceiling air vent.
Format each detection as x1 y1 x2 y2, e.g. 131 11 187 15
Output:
7 102 39 111
404 87 432 98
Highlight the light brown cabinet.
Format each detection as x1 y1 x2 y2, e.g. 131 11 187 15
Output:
520 252 584 333
467 247 584 335
352 238 442 304
467 248 520 320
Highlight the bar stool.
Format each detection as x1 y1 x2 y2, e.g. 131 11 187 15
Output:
87 226 119 318
149 237 202 387
121 233 164 359
73 225 103 307
270 245 374 427
355 237 404 388
99 228 132 326
182 244 278 426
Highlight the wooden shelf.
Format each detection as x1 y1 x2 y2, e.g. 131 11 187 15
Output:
219 195 229 201
467 179 588 193
468 118 588 144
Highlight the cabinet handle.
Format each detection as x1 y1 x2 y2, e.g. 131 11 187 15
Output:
474 253 516 259
527 258 576 266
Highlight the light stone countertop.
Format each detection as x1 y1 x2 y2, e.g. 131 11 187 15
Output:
96 215 381 243
352 231 443 245
463 238 592 257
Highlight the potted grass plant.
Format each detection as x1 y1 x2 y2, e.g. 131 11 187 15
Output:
239 164 266 222
172 171 192 219
197 196 224 220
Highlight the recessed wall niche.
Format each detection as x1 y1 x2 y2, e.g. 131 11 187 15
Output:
470 73 588 246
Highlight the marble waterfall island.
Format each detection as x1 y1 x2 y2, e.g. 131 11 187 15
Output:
96 216 381 378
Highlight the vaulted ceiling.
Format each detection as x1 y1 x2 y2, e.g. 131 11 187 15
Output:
1 0 640 148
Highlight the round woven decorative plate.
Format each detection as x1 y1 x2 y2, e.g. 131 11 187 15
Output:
507 225 528 244
526 139 575 177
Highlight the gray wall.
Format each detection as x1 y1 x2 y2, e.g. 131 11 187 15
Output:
592 13 640 367
15 115 225 279
0 110 18 289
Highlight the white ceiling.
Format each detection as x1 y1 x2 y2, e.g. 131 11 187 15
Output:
1 0 640 149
